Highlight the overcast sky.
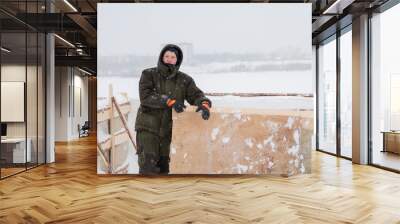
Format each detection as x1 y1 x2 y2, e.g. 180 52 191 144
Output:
98 3 311 57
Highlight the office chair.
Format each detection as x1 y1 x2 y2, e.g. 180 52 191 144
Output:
79 121 90 138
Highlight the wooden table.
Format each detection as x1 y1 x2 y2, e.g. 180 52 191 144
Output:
1 138 32 165
381 131 400 154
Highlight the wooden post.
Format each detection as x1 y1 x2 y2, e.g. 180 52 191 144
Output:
108 84 114 173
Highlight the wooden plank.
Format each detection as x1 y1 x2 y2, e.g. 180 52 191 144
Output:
96 144 110 171
98 129 130 151
97 102 131 122
112 97 137 151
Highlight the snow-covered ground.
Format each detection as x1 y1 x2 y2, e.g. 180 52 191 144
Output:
98 70 314 110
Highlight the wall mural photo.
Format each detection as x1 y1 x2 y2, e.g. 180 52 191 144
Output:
97 3 313 176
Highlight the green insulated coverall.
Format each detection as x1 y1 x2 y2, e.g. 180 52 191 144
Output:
135 44 211 175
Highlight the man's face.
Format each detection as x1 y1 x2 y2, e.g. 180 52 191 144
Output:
163 50 177 65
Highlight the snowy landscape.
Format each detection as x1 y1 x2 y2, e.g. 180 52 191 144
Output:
97 3 312 174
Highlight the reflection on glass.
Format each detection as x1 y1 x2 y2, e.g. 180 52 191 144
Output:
0 1 47 179
318 37 337 154
1 32 27 177
27 31 38 169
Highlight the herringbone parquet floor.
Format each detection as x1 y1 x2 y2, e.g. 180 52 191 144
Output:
1 135 399 224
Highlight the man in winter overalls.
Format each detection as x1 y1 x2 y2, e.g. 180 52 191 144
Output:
135 44 212 175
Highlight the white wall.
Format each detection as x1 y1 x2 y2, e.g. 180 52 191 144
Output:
71 72 89 138
1 65 40 137
55 67 89 141
55 66 69 141
1 65 26 138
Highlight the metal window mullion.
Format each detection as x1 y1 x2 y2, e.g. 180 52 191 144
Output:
367 11 373 165
44 31 47 165
316 44 320 150
0 26 2 179
336 30 341 157
25 0 28 171
36 3 39 167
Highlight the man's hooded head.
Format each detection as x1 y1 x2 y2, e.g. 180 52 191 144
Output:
157 44 183 78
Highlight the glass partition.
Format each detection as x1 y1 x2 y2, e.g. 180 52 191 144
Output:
339 28 352 158
370 4 400 171
1 31 28 177
0 1 46 179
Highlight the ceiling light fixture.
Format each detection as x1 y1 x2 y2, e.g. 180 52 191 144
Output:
1 47 11 53
63 0 78 12
54 34 75 48
78 67 92 76
322 0 355 15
